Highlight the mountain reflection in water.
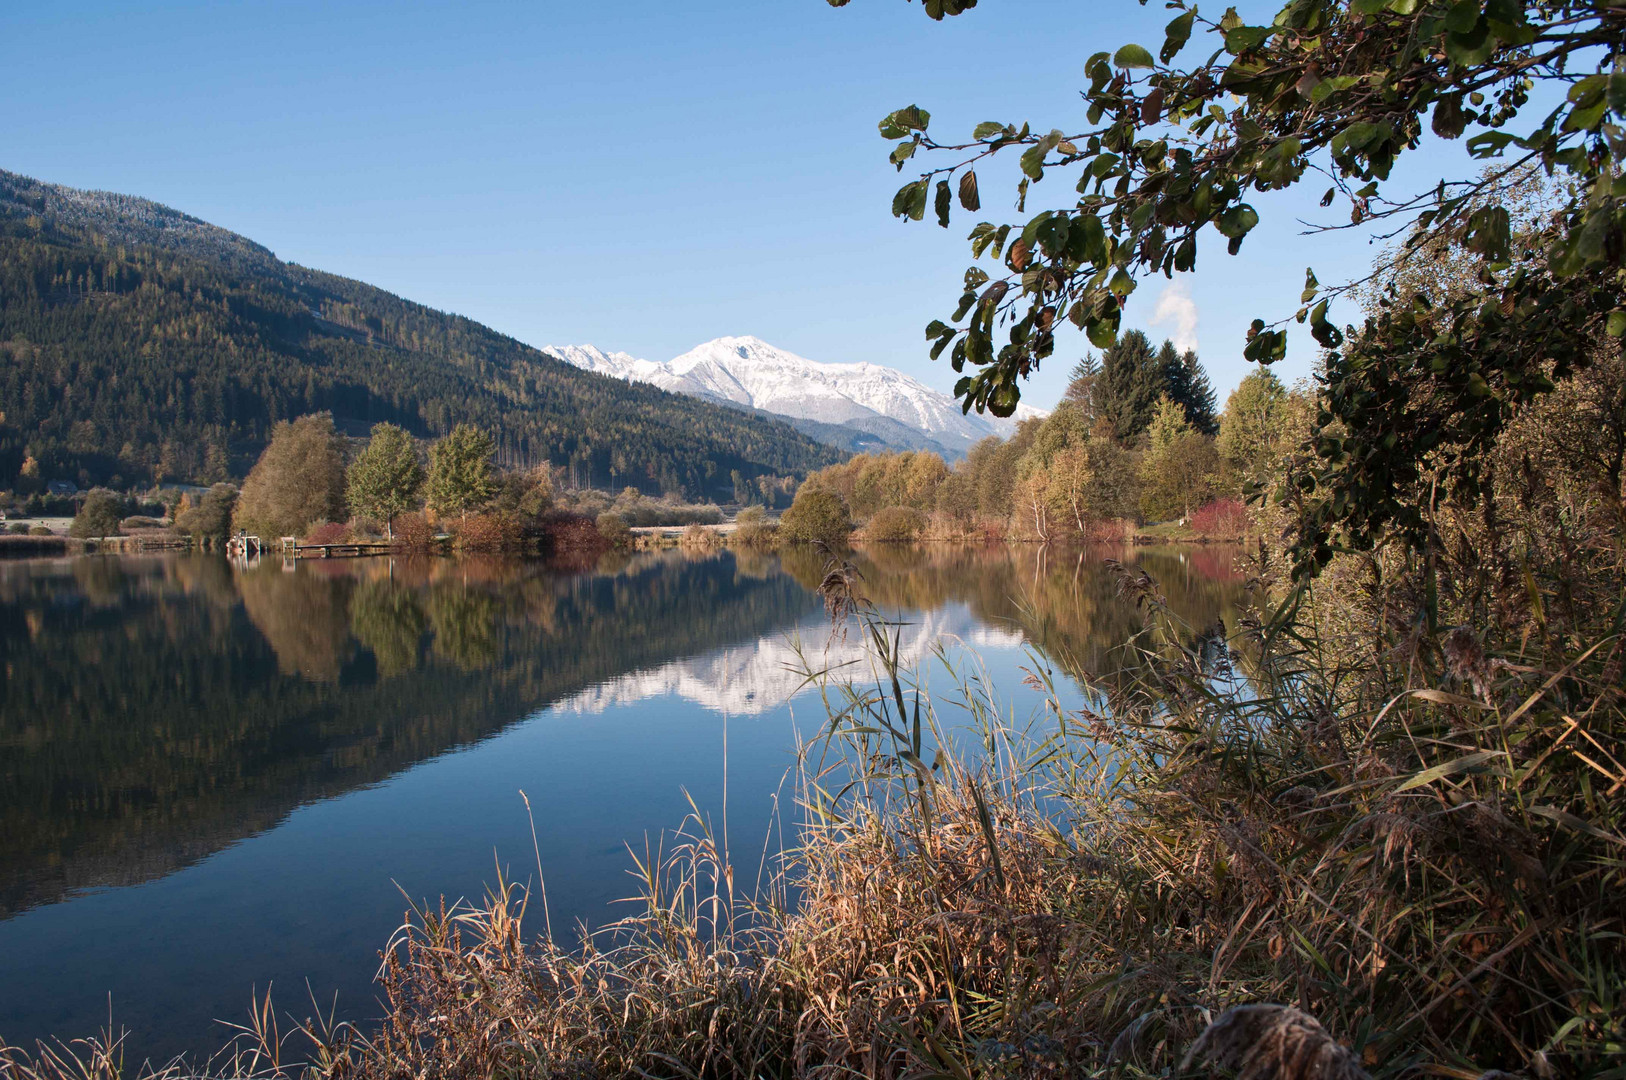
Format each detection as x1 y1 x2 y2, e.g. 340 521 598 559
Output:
0 544 1242 1059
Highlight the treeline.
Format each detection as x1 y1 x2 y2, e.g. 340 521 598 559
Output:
781 329 1298 543
0 169 841 498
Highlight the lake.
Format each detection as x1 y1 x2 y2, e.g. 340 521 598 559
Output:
0 544 1244 1061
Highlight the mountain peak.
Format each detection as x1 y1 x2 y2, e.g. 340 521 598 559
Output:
545 336 1045 456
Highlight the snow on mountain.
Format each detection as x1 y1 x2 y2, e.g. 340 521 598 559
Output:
543 335 1044 455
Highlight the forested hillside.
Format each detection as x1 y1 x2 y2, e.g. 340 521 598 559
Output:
0 170 842 495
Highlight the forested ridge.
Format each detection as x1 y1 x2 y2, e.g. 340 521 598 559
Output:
0 169 842 495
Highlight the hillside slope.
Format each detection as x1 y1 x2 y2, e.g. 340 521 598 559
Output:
0 170 842 495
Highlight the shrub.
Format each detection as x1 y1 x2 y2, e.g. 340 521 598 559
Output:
8 522 29 534
779 485 851 546
1188 497 1248 539
596 512 631 548
305 520 351 546
392 512 436 550
730 505 778 549
678 523 722 551
29 525 53 536
541 513 611 568
118 515 166 530
455 512 519 552
861 505 927 543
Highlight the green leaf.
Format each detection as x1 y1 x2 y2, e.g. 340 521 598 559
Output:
1443 0 1480 33
1432 93 1468 139
1161 10 1195 61
1216 204 1260 239
878 105 931 140
892 179 928 221
1608 310 1626 338
889 140 917 170
972 121 1005 140
1444 18 1493 67
1224 25 1273 53
1113 43 1156 70
1019 143 1047 181
1310 300 1344 348
1086 306 1120 347
1302 267 1320 304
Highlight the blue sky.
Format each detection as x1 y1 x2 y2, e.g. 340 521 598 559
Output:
4 0 1438 409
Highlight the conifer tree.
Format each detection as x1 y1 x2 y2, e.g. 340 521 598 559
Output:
1096 330 1164 443
1160 345 1219 436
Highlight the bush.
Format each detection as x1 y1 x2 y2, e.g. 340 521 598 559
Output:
455 512 519 552
392 512 436 550
305 520 351 546
730 505 778 549
779 485 851 546
118 515 166 530
8 522 30 534
862 505 927 543
29 525 53 536
678 523 722 551
1188 497 1247 539
541 513 611 568
596 512 631 548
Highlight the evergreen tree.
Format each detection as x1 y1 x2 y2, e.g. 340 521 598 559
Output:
1158 344 1220 436
233 413 348 539
426 424 496 523
346 423 424 539
1096 330 1164 443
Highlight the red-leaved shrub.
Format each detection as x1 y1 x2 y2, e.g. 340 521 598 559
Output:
542 513 610 568
455 513 519 552
392 512 436 550
1188 498 1247 539
305 521 350 545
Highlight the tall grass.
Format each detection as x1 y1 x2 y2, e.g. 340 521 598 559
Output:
3 555 1622 1079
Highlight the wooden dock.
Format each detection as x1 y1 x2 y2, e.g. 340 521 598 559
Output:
287 540 398 558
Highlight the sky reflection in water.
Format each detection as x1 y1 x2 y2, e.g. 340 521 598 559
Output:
0 545 1243 1060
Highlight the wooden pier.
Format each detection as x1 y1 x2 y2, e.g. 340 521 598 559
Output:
283 539 398 559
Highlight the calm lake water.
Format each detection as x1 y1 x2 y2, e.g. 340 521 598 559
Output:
0 544 1244 1061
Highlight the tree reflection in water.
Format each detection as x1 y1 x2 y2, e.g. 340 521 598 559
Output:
0 544 1244 923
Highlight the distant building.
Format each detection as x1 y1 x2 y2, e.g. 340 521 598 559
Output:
46 480 78 497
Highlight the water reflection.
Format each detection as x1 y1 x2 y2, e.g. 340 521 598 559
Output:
0 553 815 919
0 544 1244 1057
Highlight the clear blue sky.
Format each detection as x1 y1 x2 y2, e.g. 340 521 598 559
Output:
3 0 1439 409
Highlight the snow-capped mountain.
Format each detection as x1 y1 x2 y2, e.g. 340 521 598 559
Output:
543 336 1044 456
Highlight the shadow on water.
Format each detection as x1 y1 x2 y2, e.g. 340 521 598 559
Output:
0 542 1245 1058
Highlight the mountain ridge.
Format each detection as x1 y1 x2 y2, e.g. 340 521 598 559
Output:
545 336 1045 458
0 169 843 495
